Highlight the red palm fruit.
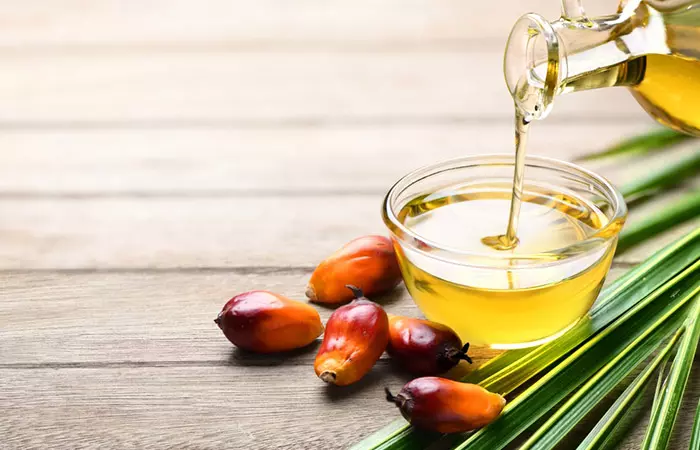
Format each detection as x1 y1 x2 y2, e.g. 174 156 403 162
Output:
387 315 472 375
215 291 323 353
314 286 389 385
385 377 506 433
306 235 402 305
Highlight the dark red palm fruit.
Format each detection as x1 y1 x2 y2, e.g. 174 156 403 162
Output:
387 315 472 375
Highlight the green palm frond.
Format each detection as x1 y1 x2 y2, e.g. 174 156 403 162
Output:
690 397 700 450
518 322 686 449
451 274 699 450
641 294 700 450
577 328 683 450
617 191 700 254
352 126 699 450
352 230 700 450
576 129 693 161
618 151 700 200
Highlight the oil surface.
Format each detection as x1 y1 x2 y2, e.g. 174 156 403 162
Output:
396 185 614 348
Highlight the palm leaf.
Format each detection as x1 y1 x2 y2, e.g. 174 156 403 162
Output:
616 192 700 254
370 260 699 450
644 382 670 449
451 274 700 450
351 230 700 450
576 328 684 450
519 322 687 450
690 397 700 450
576 129 693 162
618 151 700 200
641 294 700 450
471 230 700 396
647 359 671 439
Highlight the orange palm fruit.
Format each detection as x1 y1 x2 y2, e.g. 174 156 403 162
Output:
314 286 389 385
387 315 472 375
306 235 402 304
215 291 323 353
386 377 506 433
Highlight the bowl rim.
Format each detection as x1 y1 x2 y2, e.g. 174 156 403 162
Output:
382 154 628 269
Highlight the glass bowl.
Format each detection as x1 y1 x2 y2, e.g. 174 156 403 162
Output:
382 155 627 349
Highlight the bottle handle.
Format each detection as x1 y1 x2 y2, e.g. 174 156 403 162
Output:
560 0 587 20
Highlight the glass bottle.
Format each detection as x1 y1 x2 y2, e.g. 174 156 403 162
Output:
504 0 700 135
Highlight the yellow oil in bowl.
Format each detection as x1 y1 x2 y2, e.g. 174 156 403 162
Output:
383 156 626 349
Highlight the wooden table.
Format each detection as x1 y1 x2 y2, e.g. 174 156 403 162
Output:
1 1 697 449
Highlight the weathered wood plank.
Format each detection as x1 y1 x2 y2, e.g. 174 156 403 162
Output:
0 196 383 269
0 272 435 366
1 269 634 366
0 364 414 450
0 2 695 450
0 192 694 269
0 201 611 271
0 123 671 195
0 0 618 48
1 361 696 449
0 51 647 123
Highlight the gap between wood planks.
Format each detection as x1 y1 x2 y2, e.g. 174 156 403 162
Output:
0 261 639 275
0 264 638 373
0 115 655 130
0 189 385 199
0 268 629 370
0 341 497 370
0 51 645 123
0 39 503 55
0 352 496 371
0 0 617 49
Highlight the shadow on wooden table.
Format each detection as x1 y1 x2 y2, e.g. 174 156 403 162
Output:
323 360 415 403
310 285 410 311
228 341 321 366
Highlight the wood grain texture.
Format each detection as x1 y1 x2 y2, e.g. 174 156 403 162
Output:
0 364 415 450
1 356 697 449
0 196 385 269
1 269 697 450
0 122 665 195
0 269 632 366
1 0 697 448
0 51 649 124
2 193 695 270
0 124 696 270
0 0 619 48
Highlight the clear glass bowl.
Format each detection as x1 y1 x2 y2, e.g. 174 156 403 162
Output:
382 155 627 349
